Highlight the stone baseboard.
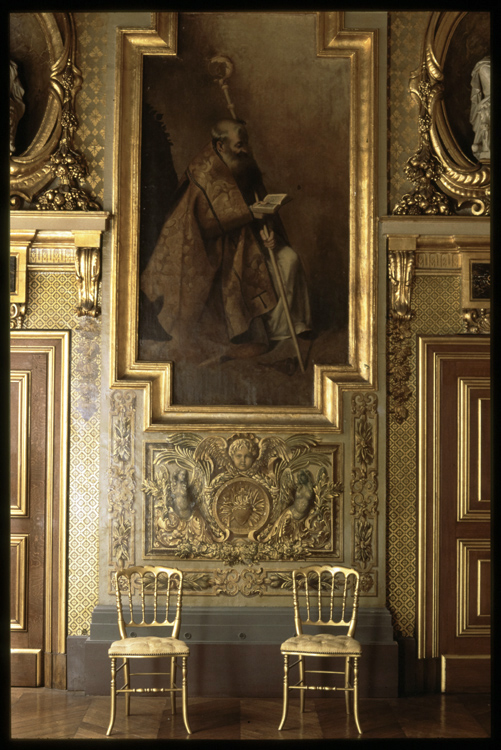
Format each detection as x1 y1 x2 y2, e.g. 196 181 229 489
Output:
68 605 398 698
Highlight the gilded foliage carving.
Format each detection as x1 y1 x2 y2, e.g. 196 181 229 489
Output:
108 391 136 579
35 54 101 211
350 394 378 593
143 433 341 564
463 308 490 333
393 70 453 216
387 251 416 424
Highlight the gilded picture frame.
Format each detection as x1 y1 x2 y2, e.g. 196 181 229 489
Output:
461 253 490 310
9 12 80 208
111 11 377 431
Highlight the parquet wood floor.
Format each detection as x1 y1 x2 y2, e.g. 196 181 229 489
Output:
10 688 491 740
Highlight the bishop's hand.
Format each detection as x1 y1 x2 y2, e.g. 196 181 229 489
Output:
260 226 276 252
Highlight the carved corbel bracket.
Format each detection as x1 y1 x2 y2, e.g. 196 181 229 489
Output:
387 238 417 424
9 211 109 322
73 231 101 317
388 247 416 320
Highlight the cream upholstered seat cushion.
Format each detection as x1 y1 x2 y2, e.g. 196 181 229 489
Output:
280 633 361 655
108 636 190 657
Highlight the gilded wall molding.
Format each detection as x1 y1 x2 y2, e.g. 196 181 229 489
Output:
393 12 490 216
108 391 137 591
350 393 378 594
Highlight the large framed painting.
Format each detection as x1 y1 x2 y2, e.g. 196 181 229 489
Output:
112 11 376 430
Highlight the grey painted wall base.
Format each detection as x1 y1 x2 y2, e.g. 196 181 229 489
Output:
67 605 398 698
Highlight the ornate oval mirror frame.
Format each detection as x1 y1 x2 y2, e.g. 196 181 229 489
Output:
9 12 80 207
398 11 490 216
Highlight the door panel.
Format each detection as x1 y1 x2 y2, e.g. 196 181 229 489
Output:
10 332 70 688
418 336 490 692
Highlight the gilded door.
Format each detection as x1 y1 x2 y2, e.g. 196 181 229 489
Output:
10 332 69 688
418 336 490 692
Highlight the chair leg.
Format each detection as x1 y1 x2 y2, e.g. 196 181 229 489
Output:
170 656 177 715
299 655 305 714
278 653 289 730
106 657 117 736
181 656 192 734
352 657 362 734
124 659 130 716
344 657 351 715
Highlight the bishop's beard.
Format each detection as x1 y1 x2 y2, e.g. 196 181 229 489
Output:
220 150 264 203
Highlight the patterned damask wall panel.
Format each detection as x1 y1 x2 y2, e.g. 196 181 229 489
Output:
72 12 108 206
387 273 461 637
24 271 101 636
387 12 430 213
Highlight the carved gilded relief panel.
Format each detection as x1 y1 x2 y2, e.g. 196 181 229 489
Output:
143 433 342 569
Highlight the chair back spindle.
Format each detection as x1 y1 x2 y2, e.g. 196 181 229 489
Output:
292 565 360 637
113 565 184 640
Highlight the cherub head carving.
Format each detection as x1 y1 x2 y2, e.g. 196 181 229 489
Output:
228 435 259 471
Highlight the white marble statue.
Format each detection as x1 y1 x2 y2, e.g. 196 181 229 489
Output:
10 60 25 155
470 56 490 162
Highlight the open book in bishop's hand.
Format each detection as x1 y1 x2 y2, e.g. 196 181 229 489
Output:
250 193 293 214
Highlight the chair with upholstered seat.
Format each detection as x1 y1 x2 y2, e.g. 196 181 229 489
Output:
106 565 191 736
278 564 362 734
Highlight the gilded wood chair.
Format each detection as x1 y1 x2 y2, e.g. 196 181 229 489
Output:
106 565 191 736
278 565 362 734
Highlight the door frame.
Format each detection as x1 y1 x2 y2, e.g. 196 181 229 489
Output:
416 335 490 678
10 331 70 688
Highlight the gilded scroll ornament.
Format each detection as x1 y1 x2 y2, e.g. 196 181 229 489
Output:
143 433 341 563
10 303 26 329
393 12 490 216
350 394 378 592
